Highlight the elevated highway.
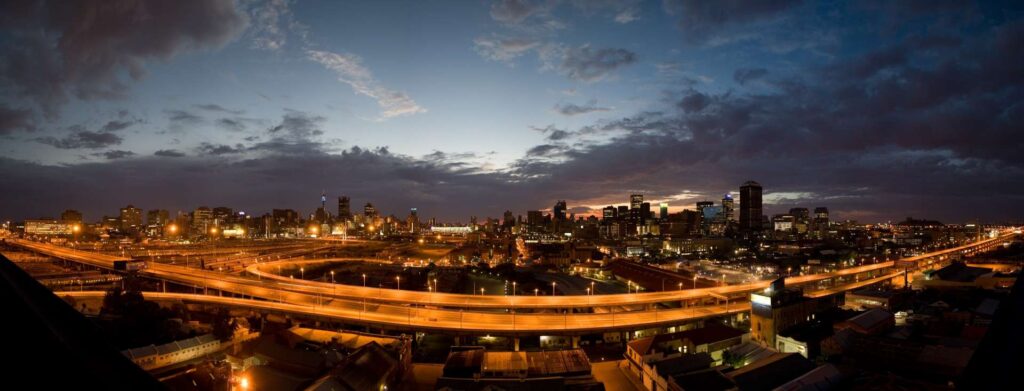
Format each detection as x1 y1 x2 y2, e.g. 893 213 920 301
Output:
7 230 1016 334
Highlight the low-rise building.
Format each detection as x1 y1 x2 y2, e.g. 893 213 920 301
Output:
122 334 223 371
626 324 746 390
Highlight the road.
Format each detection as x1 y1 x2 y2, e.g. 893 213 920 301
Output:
7 230 1015 333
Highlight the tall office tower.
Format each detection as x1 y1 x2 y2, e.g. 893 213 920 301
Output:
553 200 568 221
407 208 419 233
640 202 652 221
337 196 351 220
119 205 142 232
526 210 544 228
617 205 629 218
602 206 617 221
146 209 169 226
739 181 763 231
696 201 714 217
212 207 233 223
193 206 212 231
61 209 83 223
630 194 644 209
364 203 377 218
813 207 830 229
721 193 735 223
660 202 669 220
503 210 514 227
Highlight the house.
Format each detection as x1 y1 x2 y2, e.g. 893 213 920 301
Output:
626 324 746 390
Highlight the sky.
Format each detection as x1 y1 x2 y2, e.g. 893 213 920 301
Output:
0 0 1022 224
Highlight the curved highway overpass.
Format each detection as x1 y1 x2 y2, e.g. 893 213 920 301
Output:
6 230 1016 334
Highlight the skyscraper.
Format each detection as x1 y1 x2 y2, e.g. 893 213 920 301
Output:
721 193 735 223
407 208 419 233
553 200 567 221
630 194 643 209
602 206 617 221
740 181 763 231
337 196 351 220
119 205 142 232
659 202 668 220
364 203 377 218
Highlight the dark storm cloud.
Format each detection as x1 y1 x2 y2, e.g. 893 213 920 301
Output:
154 149 186 157
733 68 768 85
0 0 249 118
0 105 35 134
553 100 611 116
35 130 123 150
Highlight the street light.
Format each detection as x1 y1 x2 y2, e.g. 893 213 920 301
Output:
396 276 401 290
300 267 304 280
534 288 539 296
678 282 683 291
480 287 485 295
362 273 367 287
551 282 556 296
512 281 517 296
693 275 697 290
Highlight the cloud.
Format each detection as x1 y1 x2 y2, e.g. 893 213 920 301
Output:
553 100 612 116
197 142 245 156
541 44 637 82
473 36 541 62
248 0 292 50
525 144 565 157
99 119 139 132
733 68 768 85
96 150 135 160
307 49 427 119
165 110 203 124
490 0 550 25
0 105 35 134
154 149 186 157
268 110 325 139
194 104 244 115
614 9 639 24
677 91 711 113
662 0 803 45
565 0 641 24
0 0 249 118
35 130 123 149
216 118 247 132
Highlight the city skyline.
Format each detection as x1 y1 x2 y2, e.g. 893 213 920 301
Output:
2 1 1023 223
